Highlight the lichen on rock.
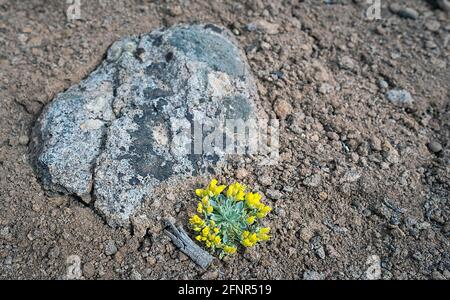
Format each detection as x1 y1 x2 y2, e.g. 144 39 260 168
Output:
32 24 260 227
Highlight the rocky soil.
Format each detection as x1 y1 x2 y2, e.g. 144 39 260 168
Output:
0 0 449 280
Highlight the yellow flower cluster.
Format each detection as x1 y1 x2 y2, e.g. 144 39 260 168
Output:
189 179 272 257
245 192 272 218
226 182 246 201
196 179 226 198
190 215 221 249
241 228 271 247
197 196 213 214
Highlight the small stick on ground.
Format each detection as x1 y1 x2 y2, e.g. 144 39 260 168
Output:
164 220 214 269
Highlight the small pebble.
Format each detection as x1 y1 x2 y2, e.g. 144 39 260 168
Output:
326 132 340 141
427 141 443 153
303 174 322 188
273 99 292 119
397 7 419 19
266 189 283 200
303 270 325 280
104 240 117 256
436 0 450 12
19 135 29 145
319 191 328 201
386 89 413 106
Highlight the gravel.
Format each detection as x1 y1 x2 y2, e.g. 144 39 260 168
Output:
386 89 414 106
104 240 118 256
427 141 443 153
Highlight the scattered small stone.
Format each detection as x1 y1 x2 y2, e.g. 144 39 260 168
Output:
246 23 258 32
427 141 443 153
47 246 60 259
167 5 183 17
266 189 283 200
303 174 322 188
104 240 118 256
8 137 18 147
370 136 382 152
326 132 340 141
274 99 292 119
432 271 445 280
365 255 381 280
299 227 314 243
425 20 441 32
340 170 361 183
318 83 334 94
310 236 326 259
325 245 340 258
303 270 325 280
18 135 29 145
386 89 413 106
146 256 157 266
338 55 356 71
66 255 83 280
82 262 96 278
319 191 328 201
130 269 142 280
235 168 249 180
375 25 386 35
283 186 294 193
131 215 151 239
378 79 389 90
436 0 450 12
260 41 271 50
397 7 419 19
258 174 272 187
0 226 9 235
310 134 319 142
247 19 280 35
201 270 219 280
443 222 450 235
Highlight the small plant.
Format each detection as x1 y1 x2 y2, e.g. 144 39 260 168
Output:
189 179 272 258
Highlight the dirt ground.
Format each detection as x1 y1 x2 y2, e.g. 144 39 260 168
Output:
0 0 449 280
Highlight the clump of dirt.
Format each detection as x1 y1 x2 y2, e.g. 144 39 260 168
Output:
0 0 448 279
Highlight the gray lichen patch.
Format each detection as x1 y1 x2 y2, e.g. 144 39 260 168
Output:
32 24 260 227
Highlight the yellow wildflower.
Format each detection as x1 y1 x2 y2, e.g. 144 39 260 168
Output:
246 216 256 225
256 205 272 218
189 214 204 226
259 227 270 234
212 185 226 196
257 227 271 241
227 182 246 200
208 179 218 189
201 196 209 206
226 184 235 198
242 238 254 247
236 190 245 201
223 245 237 254
245 192 262 208
249 233 258 244
202 226 210 237
197 203 204 213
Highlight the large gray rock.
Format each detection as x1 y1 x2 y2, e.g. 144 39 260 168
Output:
32 24 260 227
